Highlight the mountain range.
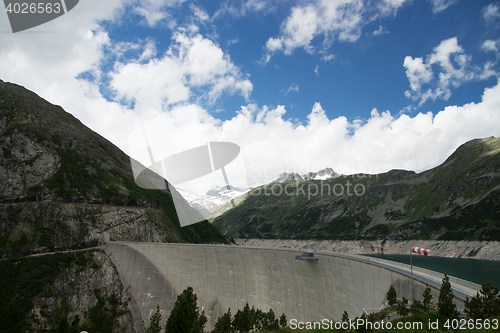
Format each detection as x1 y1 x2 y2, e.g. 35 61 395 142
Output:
273 167 340 182
179 169 339 219
212 137 500 241
179 185 250 218
0 79 228 257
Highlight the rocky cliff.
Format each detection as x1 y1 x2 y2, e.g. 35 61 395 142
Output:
0 249 137 332
213 137 500 241
0 79 228 257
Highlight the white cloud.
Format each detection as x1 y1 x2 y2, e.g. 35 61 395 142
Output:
0 0 253 160
109 29 252 110
373 25 388 36
133 0 187 27
138 39 158 62
263 0 409 62
377 0 409 16
265 0 364 58
430 0 457 13
321 54 335 62
168 79 500 190
1 0 499 198
283 83 299 95
482 39 499 53
213 0 272 19
404 37 498 105
482 3 500 22
191 5 210 21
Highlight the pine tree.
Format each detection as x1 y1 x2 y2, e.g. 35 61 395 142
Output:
465 281 500 319
437 273 458 320
480 281 500 317
146 305 162 333
422 285 433 325
342 311 349 322
261 308 279 331
232 303 252 333
165 287 207 333
279 313 287 327
387 285 397 307
422 285 433 312
212 308 232 333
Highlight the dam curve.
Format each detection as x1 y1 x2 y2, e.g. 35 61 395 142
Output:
104 242 476 332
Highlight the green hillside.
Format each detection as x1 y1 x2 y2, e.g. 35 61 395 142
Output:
0 79 228 256
213 137 500 241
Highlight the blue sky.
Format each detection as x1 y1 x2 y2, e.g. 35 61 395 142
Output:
1 0 500 193
92 0 500 122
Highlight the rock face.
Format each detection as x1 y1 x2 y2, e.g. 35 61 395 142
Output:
213 137 500 241
25 250 136 332
0 79 228 256
236 239 500 261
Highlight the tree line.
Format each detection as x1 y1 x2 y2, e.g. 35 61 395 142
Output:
146 286 287 333
386 273 500 323
148 274 500 333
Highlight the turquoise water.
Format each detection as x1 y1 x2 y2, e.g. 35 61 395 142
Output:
362 254 500 289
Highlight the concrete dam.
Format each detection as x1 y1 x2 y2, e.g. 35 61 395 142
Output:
105 242 477 332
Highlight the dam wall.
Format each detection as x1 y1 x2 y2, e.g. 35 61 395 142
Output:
105 242 463 332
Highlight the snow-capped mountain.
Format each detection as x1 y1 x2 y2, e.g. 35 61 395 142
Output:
179 185 250 219
180 168 340 219
273 167 340 182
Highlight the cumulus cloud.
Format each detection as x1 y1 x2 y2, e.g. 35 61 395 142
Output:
1 0 499 198
263 0 409 62
109 29 252 110
429 0 457 13
0 0 252 156
404 37 498 105
154 79 500 193
264 0 364 58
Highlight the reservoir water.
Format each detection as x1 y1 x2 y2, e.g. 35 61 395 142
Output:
362 254 500 289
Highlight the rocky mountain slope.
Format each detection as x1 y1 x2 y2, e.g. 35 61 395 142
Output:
213 137 500 241
0 79 228 257
273 167 340 182
0 249 136 332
